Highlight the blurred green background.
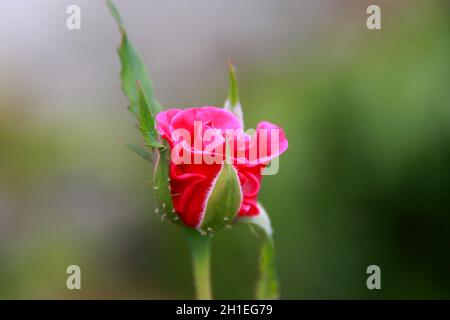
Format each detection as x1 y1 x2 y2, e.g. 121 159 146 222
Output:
0 0 449 299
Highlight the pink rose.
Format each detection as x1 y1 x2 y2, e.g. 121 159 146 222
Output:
156 106 288 229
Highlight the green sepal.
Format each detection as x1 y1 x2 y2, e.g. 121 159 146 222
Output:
227 59 239 106
224 60 244 125
153 141 182 226
108 0 180 225
199 141 242 233
125 143 152 162
107 0 162 117
136 82 165 149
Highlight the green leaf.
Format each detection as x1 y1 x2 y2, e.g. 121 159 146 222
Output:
125 143 152 162
238 203 280 299
224 59 244 125
199 141 242 233
107 0 162 117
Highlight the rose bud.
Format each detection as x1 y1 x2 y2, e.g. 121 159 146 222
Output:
156 107 288 234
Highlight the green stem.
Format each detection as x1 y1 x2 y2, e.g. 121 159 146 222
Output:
187 231 212 300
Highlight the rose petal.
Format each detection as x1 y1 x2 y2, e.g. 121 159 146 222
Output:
250 121 289 164
170 107 242 137
169 162 222 228
156 109 181 139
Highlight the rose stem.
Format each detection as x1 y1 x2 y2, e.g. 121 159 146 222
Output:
186 230 212 300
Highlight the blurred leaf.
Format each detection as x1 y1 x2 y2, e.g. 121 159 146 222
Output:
224 60 244 125
125 143 152 162
238 203 279 299
107 0 162 117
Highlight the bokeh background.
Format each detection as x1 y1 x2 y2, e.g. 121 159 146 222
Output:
1 0 449 299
